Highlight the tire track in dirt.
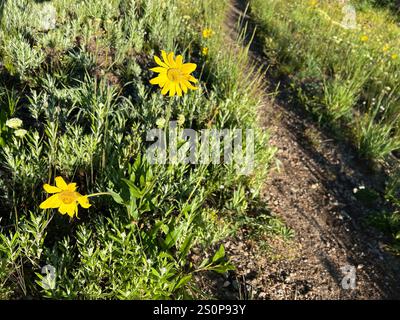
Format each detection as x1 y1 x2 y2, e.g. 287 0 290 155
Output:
210 0 400 299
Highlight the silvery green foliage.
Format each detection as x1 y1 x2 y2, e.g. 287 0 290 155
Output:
0 0 278 299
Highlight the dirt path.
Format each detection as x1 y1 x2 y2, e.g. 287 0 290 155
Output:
203 0 400 299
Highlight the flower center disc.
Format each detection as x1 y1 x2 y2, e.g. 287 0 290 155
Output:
167 68 183 82
59 191 76 204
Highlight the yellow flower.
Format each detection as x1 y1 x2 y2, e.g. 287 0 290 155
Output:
39 176 91 218
382 44 390 52
202 28 214 39
202 47 209 56
308 0 318 7
150 50 198 97
360 35 369 42
391 53 398 60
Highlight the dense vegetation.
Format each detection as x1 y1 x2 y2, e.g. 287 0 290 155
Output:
0 0 281 299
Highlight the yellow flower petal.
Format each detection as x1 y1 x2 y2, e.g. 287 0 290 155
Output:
150 67 167 73
161 82 170 95
78 196 91 209
187 75 198 83
59 203 77 217
176 84 183 97
150 76 163 85
154 55 168 68
167 52 176 67
181 63 197 74
40 194 62 209
158 75 168 87
183 79 197 90
175 55 183 67
161 50 170 66
43 184 62 194
169 83 176 97
55 176 68 190
181 83 188 94
66 183 77 192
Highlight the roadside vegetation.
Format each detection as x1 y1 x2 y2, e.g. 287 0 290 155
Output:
248 0 400 253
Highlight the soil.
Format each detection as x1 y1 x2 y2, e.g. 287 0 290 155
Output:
196 0 400 300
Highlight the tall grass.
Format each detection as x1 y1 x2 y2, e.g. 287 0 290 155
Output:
250 0 400 161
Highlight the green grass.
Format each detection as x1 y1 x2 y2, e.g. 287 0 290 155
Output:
0 0 285 299
250 0 400 161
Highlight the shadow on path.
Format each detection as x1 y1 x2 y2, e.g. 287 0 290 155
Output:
223 0 400 299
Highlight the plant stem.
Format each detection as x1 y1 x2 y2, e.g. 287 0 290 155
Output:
86 192 113 198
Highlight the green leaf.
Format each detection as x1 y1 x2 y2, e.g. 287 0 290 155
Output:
208 262 235 274
107 189 125 205
140 174 145 188
212 244 225 263
122 178 143 198
174 275 192 290
149 221 164 239
179 234 194 259
198 257 209 269
161 224 169 234
163 228 181 249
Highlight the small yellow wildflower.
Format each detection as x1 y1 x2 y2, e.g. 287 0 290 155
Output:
308 0 318 7
150 50 198 97
202 47 209 56
202 28 214 39
382 44 390 52
391 53 398 60
39 176 91 218
360 35 369 42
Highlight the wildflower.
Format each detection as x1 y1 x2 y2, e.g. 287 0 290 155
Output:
156 118 166 129
202 28 214 39
177 114 185 126
14 129 27 138
150 50 198 97
308 0 318 7
382 44 390 52
39 176 91 218
202 47 209 56
391 53 398 60
6 118 23 129
360 35 369 42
